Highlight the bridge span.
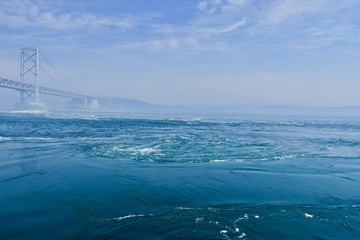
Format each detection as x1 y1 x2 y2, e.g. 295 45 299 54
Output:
0 47 99 110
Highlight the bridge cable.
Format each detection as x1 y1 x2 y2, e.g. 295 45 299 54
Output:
39 51 78 91
38 65 70 91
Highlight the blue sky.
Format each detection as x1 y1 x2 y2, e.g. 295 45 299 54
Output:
1 0 360 107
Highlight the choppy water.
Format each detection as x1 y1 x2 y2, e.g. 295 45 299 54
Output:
1 111 360 239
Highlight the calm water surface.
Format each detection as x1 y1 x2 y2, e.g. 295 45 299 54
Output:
0 112 360 239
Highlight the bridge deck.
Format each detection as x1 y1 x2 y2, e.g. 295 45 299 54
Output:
0 77 90 100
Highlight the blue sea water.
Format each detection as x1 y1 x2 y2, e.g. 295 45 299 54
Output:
0 111 360 239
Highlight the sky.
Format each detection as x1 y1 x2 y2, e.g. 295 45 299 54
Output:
1 0 360 108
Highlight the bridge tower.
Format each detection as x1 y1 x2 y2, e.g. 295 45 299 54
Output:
17 47 44 109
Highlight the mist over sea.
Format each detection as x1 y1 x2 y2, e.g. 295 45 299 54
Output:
1 111 360 239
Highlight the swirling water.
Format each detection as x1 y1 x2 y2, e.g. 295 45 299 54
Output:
0 112 360 239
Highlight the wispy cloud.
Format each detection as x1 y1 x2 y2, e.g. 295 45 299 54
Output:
140 0 248 51
197 0 247 14
0 0 134 30
260 0 357 25
200 19 246 34
242 0 360 50
1 0 359 53
124 0 249 52
0 0 248 52
261 0 328 25
286 23 360 50
197 0 223 14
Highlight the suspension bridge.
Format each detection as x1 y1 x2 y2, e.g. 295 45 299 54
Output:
0 48 99 110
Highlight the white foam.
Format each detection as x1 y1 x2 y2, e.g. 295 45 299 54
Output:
235 159 245 162
22 137 54 141
208 220 219 225
137 148 157 155
112 214 154 221
175 207 194 210
239 233 246 238
235 214 249 222
0 136 11 141
111 146 125 152
44 112 100 120
110 146 159 156
274 155 296 160
8 110 48 114
184 117 203 122
304 213 314 218
210 160 228 163
195 217 204 223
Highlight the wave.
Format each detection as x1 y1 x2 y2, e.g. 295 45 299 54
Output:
7 110 48 115
0 136 11 141
89 204 360 239
109 214 155 221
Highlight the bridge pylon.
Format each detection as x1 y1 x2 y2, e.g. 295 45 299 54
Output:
16 47 44 110
0 47 99 110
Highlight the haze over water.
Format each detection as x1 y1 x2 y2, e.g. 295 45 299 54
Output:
1 111 360 239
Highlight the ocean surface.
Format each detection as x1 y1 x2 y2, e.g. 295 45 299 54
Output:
1 111 360 239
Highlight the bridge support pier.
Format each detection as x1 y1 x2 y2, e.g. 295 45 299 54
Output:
20 91 24 103
14 90 27 109
67 97 99 110
87 98 100 110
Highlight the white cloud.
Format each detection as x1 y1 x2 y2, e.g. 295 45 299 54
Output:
262 0 357 25
263 0 326 25
2 0 358 53
197 0 247 14
286 24 360 50
197 0 223 14
197 1 209 11
244 0 360 50
221 0 247 13
0 0 134 30
142 0 248 52
228 0 247 5
201 19 246 34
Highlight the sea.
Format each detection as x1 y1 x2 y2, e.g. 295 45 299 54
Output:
0 111 360 239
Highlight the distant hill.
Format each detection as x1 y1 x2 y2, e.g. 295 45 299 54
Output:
95 97 360 118
99 97 182 112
